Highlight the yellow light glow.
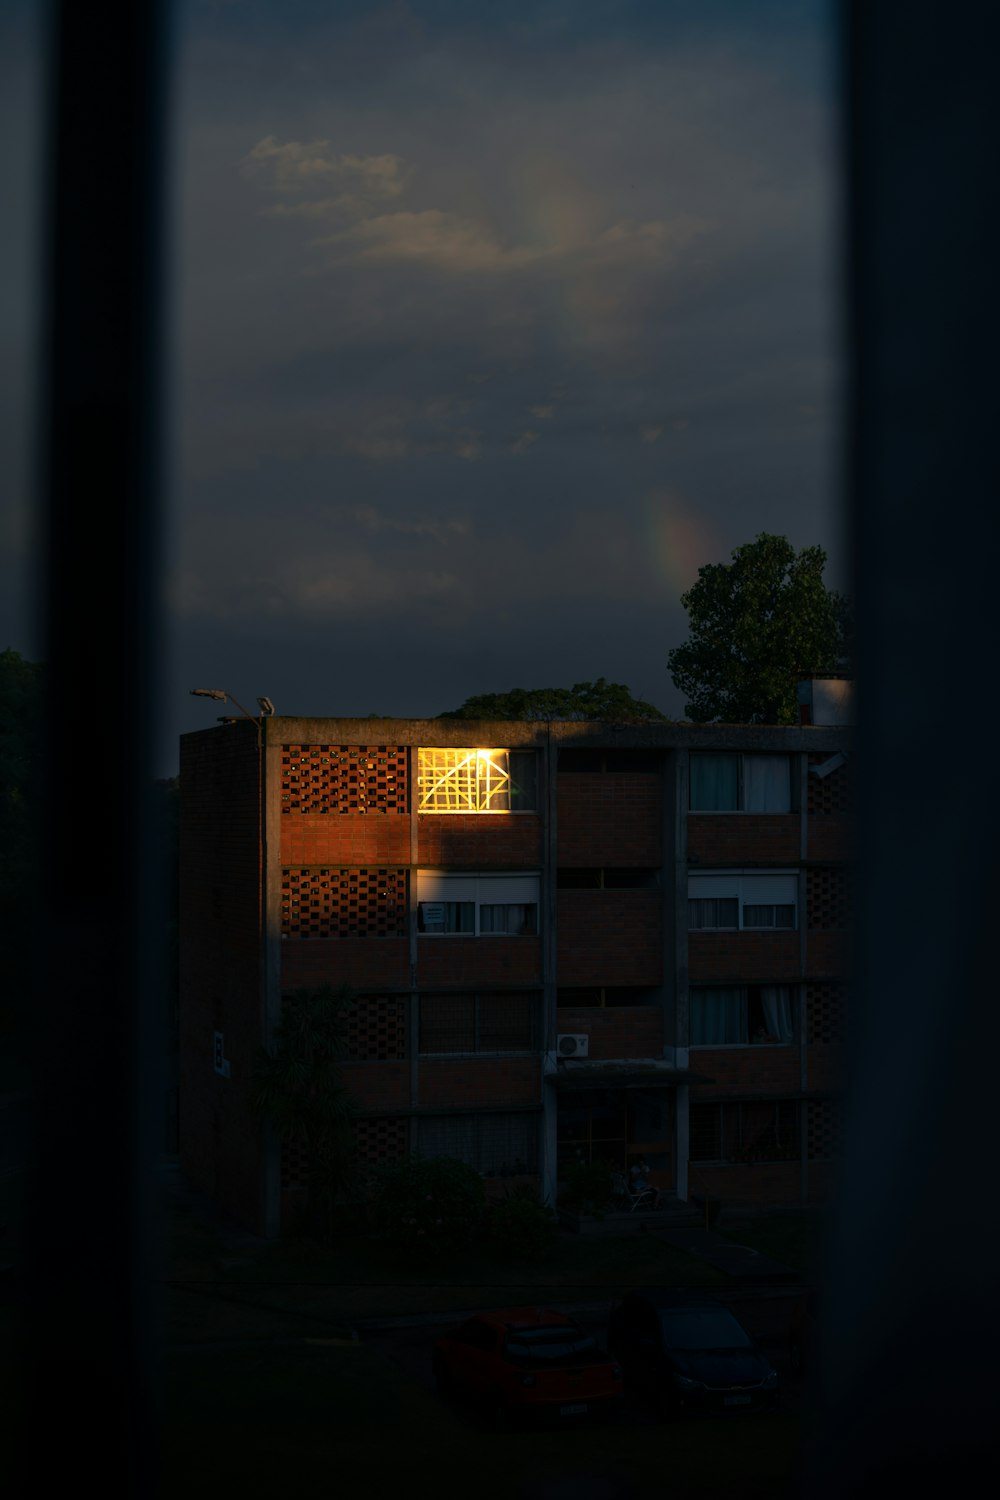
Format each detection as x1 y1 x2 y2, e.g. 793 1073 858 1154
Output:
417 748 512 813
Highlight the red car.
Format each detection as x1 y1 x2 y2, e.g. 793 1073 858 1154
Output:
432 1307 624 1429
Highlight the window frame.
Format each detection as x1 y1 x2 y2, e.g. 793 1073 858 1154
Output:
689 752 794 814
689 985 799 1047
418 991 541 1056
416 748 538 813
417 870 541 937
688 871 799 932
689 1100 802 1164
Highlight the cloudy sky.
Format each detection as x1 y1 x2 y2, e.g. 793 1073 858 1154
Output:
1 1 843 775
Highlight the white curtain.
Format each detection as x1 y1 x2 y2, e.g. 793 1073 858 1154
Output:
760 986 794 1043
743 755 791 812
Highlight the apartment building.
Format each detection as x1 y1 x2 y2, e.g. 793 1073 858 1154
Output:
179 682 850 1235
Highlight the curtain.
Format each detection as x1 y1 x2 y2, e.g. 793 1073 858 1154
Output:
760 986 794 1043
690 753 739 810
480 903 536 934
691 988 747 1044
743 755 791 812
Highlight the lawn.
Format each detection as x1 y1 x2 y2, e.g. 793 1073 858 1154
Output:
159 1337 802 1500
719 1211 828 1277
164 1219 730 1340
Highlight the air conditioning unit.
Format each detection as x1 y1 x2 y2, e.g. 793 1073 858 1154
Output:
557 1033 589 1058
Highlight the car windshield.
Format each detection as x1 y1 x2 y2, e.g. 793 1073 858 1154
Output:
504 1327 598 1362
659 1310 753 1350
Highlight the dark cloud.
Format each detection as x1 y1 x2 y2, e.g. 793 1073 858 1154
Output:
0 2 842 772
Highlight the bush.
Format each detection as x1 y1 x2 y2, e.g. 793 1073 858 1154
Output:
373 1156 486 1257
557 1159 616 1219
483 1193 556 1262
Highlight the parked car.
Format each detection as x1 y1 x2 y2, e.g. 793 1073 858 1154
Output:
432 1307 624 1429
789 1289 820 1376
607 1289 780 1419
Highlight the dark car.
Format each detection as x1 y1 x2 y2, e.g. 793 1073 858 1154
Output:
607 1289 780 1419
432 1307 624 1430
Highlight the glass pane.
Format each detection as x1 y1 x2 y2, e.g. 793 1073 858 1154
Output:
743 903 795 929
690 988 747 1044
689 897 739 929
419 995 475 1053
743 755 791 812
690 754 739 810
479 993 536 1051
689 1105 721 1162
509 751 537 810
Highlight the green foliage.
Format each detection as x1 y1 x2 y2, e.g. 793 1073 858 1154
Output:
483 1191 556 1262
438 678 666 723
373 1155 486 1258
667 534 852 724
557 1159 617 1220
253 985 360 1241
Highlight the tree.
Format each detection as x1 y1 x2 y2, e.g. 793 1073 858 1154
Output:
253 983 360 1242
667 534 852 724
438 678 666 723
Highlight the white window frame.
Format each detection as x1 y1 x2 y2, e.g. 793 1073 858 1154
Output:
689 753 793 813
417 871 540 936
688 871 798 931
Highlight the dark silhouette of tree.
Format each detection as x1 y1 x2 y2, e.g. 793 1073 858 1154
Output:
438 678 666 723
667 534 852 724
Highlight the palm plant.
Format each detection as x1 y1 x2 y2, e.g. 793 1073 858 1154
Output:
252 983 359 1242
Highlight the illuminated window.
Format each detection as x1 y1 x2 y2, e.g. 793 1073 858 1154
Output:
417 748 536 812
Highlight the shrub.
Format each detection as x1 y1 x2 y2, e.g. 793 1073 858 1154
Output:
373 1156 486 1257
484 1193 556 1262
557 1159 616 1219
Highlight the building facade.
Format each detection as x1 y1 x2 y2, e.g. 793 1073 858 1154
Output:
179 697 851 1236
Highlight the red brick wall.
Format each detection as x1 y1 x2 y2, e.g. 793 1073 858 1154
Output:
557 890 662 985
688 815 800 865
281 938 411 989
281 813 411 866
689 1047 801 1097
179 724 264 1231
806 1043 844 1093
557 774 661 866
807 815 852 862
417 936 542 988
419 1056 540 1108
688 932 800 983
556 1007 663 1058
418 813 542 867
339 1061 411 1110
804 931 849 978
687 1162 802 1208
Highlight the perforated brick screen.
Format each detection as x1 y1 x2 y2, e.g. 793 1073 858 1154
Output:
347 995 409 1060
807 867 852 929
807 1097 844 1160
281 745 408 814
807 753 851 814
281 868 408 938
355 1115 410 1165
807 982 847 1043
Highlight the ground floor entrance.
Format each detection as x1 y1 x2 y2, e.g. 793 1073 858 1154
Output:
555 1087 675 1191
